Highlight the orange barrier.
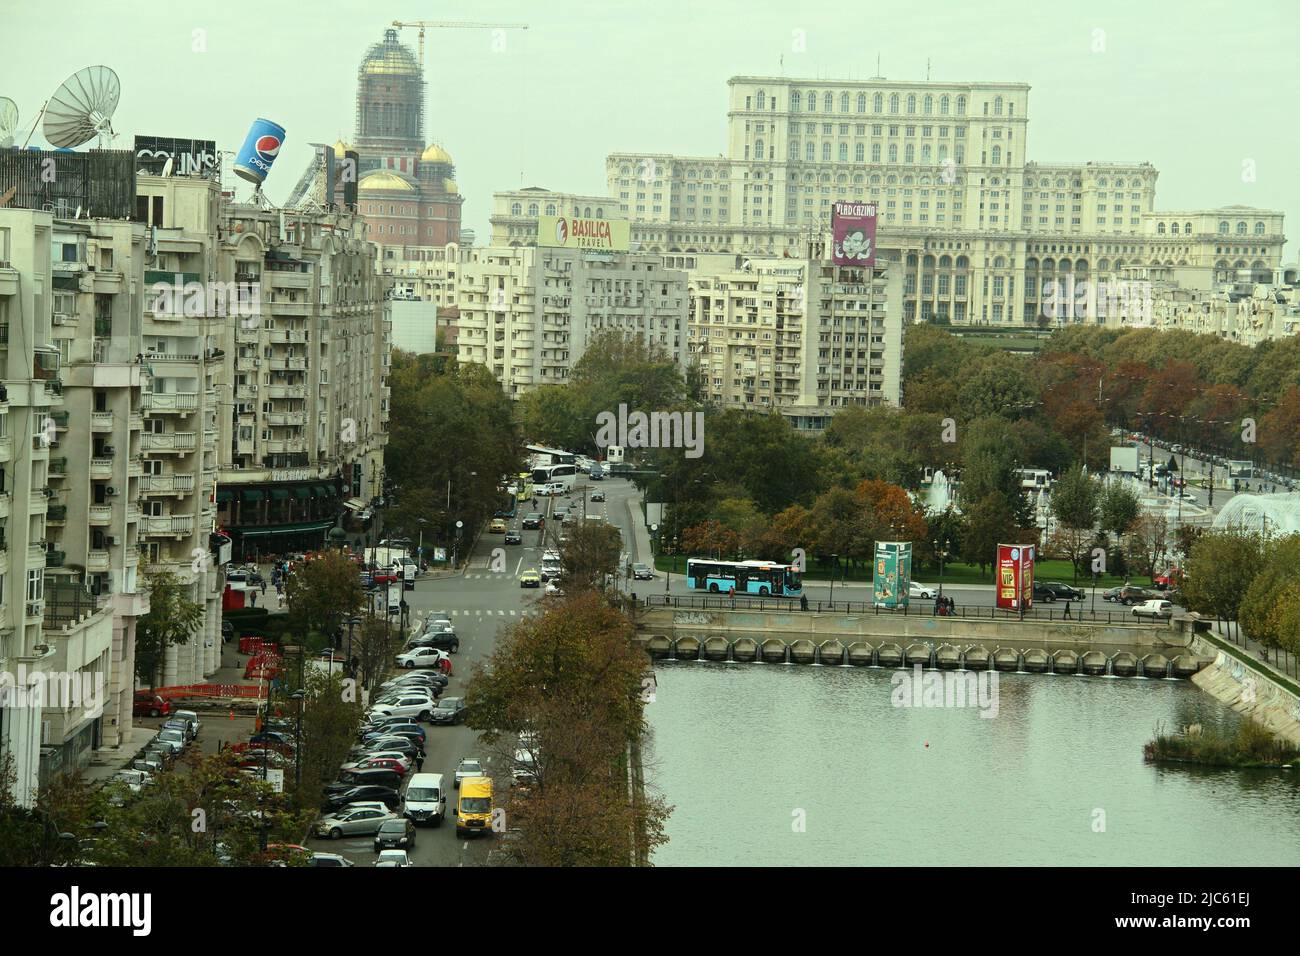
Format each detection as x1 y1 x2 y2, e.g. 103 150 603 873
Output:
155 683 266 700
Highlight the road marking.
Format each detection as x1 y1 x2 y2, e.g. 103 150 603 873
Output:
498 610 505 616
515 556 523 576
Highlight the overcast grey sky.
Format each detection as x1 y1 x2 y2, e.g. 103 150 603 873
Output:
7 0 1297 258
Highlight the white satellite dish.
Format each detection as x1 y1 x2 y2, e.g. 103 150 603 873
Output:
0 97 17 148
161 155 174 177
42 66 120 148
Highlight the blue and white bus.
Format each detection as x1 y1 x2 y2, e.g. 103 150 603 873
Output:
685 558 803 597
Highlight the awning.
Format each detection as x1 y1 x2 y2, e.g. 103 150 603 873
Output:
215 490 234 503
230 519 337 537
292 486 311 499
312 484 329 497
270 489 290 500
241 489 264 502
343 498 366 512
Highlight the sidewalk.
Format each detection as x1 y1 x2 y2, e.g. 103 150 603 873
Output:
1207 620 1300 685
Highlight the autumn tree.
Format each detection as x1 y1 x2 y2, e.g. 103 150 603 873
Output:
1127 512 1169 583
558 520 623 594
1180 529 1267 626
136 566 206 688
283 550 365 646
960 492 1020 578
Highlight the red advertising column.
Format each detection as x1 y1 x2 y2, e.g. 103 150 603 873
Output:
996 544 1036 611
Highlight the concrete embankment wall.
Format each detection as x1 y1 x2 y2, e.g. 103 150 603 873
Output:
638 608 1208 677
1188 635 1300 747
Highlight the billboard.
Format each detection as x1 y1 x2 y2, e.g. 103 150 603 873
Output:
134 136 219 178
537 214 630 252
233 118 286 185
831 201 877 267
873 541 912 609
996 544 1035 612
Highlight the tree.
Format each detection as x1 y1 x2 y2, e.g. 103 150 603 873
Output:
1049 465 1099 577
1238 535 1300 658
807 486 871 569
855 478 928 544
1180 529 1267 625
558 520 623 594
960 492 1020 579
352 616 402 691
283 550 364 646
680 520 740 560
1098 480 1141 538
1127 512 1169 583
136 567 205 688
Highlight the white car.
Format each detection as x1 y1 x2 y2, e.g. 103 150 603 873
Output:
454 758 485 789
375 849 413 867
367 694 436 722
1132 599 1173 619
542 550 561 563
316 807 399 839
512 748 538 785
908 581 937 600
545 581 564 596
395 646 449 670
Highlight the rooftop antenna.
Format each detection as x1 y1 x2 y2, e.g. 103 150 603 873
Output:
0 97 18 148
42 65 121 149
927 58 931 81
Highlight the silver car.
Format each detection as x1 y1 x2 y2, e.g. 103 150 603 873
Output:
315 806 399 839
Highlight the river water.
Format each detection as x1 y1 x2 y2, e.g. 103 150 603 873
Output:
645 661 1300 866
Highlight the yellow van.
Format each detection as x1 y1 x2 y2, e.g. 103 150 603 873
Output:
455 776 493 838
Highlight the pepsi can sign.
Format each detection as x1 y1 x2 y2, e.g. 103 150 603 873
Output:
233 118 286 185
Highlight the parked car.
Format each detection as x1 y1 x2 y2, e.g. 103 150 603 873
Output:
162 718 194 741
310 852 355 867
428 697 467 726
375 850 413 867
632 563 654 580
373 817 417 851
336 768 404 790
321 785 403 812
154 728 187 756
521 513 545 530
1032 581 1084 602
489 518 507 534
520 569 541 588
394 647 449 671
552 509 567 523
315 807 399 840
410 631 459 654
504 530 522 545
1109 585 1157 605
349 737 424 763
341 754 411 776
454 758 485 789
907 581 937 600
368 693 437 722
249 730 296 750
133 691 171 718
173 709 201 739
1133 599 1174 619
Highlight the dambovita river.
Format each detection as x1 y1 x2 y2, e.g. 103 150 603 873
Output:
644 661 1300 866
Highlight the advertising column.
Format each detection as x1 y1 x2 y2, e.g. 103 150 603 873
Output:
995 544 1035 612
873 541 913 608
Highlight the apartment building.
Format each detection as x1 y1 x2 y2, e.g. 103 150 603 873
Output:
687 243 903 427
454 245 688 396
599 75 1286 331
214 205 389 560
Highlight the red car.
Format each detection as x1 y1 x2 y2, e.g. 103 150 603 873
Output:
348 756 408 776
1154 569 1184 590
133 691 171 718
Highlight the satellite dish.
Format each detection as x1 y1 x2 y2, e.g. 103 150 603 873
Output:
161 155 174 177
42 66 120 148
0 97 17 148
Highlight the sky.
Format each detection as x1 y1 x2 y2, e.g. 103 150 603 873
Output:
6 0 1297 260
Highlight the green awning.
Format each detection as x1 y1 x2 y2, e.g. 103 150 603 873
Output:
311 484 327 497
231 519 337 537
241 489 264 502
215 489 234 503
270 489 290 500
292 486 311 499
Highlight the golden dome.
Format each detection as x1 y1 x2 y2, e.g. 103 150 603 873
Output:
442 178 458 194
331 139 352 156
359 32 420 77
421 143 453 164
358 171 416 193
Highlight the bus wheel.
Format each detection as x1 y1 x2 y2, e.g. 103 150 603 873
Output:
708 583 719 593
758 586 769 595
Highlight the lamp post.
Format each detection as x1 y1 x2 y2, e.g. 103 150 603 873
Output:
346 616 361 678
290 688 305 791
1092 570 1099 617
829 553 839 606
452 520 463 569
933 538 950 599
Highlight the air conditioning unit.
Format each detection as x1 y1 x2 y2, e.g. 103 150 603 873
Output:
27 601 43 618
52 315 67 325
102 445 116 455
105 486 119 496
108 535 121 546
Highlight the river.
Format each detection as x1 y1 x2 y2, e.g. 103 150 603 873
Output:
645 661 1300 866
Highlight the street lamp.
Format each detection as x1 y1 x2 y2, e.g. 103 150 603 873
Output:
933 538 951 599
290 689 305 791
346 616 361 677
452 520 464 569
829 553 839 606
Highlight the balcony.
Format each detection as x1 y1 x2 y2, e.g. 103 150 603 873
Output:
142 473 195 495
142 432 196 453
268 329 308 344
51 410 70 428
141 514 195 537
266 412 306 427
89 459 114 478
235 385 258 401
268 357 308 371
266 385 306 400
45 550 65 568
144 351 200 364
48 457 66 476
89 504 112 525
142 391 199 413
47 504 67 523
87 550 110 572
128 458 143 477
91 411 114 431
0 437 10 463
124 546 139 566
236 327 261 344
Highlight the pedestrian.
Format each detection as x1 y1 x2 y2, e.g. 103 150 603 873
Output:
947 596 955 614
933 596 941 616
800 594 809 612
260 579 267 596
249 590 257 608
1063 601 1071 620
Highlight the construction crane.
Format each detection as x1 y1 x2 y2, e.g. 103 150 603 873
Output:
391 20 529 65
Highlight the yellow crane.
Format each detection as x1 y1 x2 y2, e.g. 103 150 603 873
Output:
391 20 529 65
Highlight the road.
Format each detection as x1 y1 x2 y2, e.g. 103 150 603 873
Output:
302 473 647 868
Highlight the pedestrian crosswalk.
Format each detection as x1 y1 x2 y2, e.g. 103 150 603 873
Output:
436 608 534 617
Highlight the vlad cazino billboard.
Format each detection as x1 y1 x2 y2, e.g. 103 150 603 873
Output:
538 215 630 252
832 201 877 267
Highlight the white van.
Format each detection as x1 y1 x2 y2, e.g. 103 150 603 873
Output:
404 772 447 826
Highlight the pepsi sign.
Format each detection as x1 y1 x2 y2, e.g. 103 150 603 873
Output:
233 118 286 185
